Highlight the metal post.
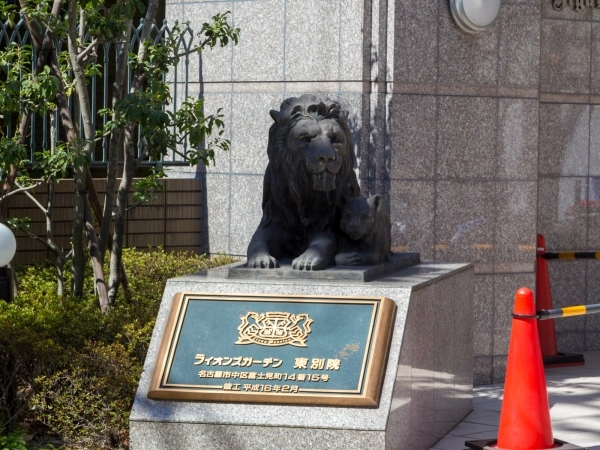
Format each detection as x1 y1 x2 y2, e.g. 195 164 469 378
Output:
0 267 10 302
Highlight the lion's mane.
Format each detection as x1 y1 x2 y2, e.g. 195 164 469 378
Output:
264 94 360 230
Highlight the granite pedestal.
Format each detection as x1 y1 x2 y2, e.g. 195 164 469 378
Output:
130 261 474 450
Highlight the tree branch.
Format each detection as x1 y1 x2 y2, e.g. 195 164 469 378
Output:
94 129 112 142
14 181 47 214
22 228 62 256
18 1 43 48
125 201 145 212
1 165 19 218
0 181 42 203
170 147 187 159
134 147 149 168
1 0 60 215
79 8 85 42
175 38 212 58
67 5 95 150
77 37 99 63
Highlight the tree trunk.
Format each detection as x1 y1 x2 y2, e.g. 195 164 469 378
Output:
19 0 128 299
54 255 65 296
71 181 86 297
49 191 66 297
48 192 65 297
8 263 17 300
47 114 65 296
107 0 159 303
45 48 85 296
48 46 84 295
20 0 87 296
88 171 130 295
68 0 98 298
100 21 132 260
84 197 109 311
108 125 134 304
0 0 63 295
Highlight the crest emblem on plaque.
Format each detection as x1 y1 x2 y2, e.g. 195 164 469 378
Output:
235 312 313 347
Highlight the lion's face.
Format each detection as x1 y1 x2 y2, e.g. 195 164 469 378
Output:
340 196 376 241
287 118 346 192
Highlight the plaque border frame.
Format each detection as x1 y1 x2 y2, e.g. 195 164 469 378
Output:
148 292 396 407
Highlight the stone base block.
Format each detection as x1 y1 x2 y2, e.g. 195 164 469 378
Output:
130 262 475 450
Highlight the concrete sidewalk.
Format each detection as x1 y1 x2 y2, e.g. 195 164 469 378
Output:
430 351 600 450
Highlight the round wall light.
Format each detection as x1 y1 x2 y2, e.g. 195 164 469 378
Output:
449 0 502 34
0 223 16 267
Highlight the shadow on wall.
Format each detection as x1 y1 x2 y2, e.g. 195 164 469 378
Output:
193 0 395 256
195 51 210 254
357 0 392 209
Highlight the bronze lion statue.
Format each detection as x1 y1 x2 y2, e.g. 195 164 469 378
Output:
247 94 360 270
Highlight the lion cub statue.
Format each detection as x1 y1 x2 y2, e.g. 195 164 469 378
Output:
335 194 392 266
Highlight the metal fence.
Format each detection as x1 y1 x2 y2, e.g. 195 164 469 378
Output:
1 16 197 166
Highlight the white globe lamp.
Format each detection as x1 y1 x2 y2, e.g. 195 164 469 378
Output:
450 0 502 34
0 223 16 267
0 223 16 302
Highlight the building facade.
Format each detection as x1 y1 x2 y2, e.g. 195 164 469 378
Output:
166 0 600 384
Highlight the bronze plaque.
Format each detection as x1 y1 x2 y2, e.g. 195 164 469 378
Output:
148 293 396 407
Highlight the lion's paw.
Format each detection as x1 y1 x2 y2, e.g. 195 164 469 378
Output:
247 253 280 269
292 249 327 271
335 252 363 266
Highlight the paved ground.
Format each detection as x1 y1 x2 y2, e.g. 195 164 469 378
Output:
430 351 600 450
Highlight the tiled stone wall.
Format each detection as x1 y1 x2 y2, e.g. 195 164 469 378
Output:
166 0 598 384
167 0 376 256
538 3 600 355
390 0 540 385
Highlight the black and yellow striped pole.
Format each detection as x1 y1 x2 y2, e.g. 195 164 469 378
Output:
537 303 600 320
535 235 591 368
543 251 600 260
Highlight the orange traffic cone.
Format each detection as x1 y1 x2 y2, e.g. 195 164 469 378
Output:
536 234 584 368
465 288 584 450
497 287 553 449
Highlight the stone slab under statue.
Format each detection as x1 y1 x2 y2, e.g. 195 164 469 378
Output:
229 253 420 282
130 96 475 449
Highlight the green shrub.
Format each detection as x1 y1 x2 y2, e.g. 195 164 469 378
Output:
0 426 28 450
0 249 236 449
